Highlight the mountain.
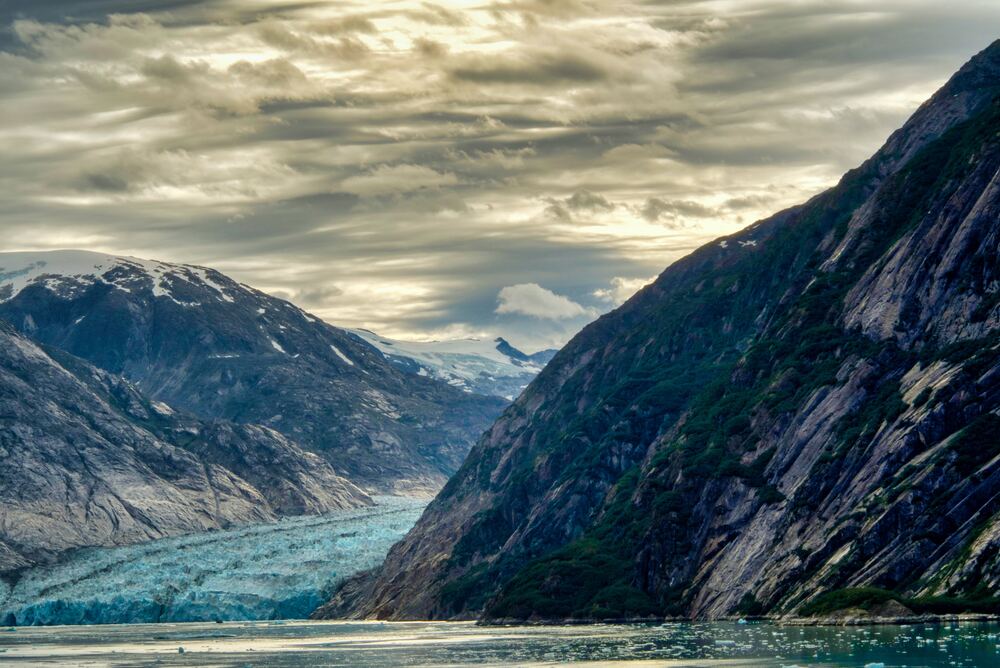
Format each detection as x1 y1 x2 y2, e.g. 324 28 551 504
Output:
0 251 506 494
316 41 1000 621
348 329 557 399
0 321 369 574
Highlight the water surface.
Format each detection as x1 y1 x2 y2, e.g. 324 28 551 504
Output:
1 619 997 666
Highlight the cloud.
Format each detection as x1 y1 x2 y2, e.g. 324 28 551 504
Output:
413 37 448 58
312 15 378 35
544 190 615 220
495 283 592 320
339 165 459 197
3 0 1000 350
450 52 608 85
593 276 655 306
566 190 614 211
640 198 717 223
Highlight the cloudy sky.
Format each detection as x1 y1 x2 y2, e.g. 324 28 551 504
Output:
1 1 997 350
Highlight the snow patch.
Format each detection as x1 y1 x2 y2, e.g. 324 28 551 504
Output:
151 401 175 416
348 328 543 396
330 345 354 366
269 339 287 354
0 250 237 308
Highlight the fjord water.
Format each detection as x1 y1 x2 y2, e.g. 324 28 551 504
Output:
0 497 425 626
1 620 997 666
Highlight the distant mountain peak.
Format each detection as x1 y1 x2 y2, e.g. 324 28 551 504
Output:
0 250 236 307
348 329 555 400
0 250 505 495
320 40 1000 623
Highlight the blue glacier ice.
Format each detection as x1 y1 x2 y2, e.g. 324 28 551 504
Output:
0 496 425 626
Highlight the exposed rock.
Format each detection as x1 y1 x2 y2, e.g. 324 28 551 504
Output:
0 251 505 494
0 321 368 573
319 40 1000 621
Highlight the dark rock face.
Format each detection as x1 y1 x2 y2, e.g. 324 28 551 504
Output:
0 322 369 573
321 40 1000 621
0 252 506 494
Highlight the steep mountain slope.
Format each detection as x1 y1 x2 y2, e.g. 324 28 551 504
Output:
0 251 505 494
349 329 556 399
318 40 1000 621
0 321 368 574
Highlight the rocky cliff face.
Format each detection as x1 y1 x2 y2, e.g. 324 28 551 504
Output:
319 40 1000 621
0 251 505 494
0 322 369 574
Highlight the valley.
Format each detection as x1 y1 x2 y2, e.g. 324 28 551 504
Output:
0 497 425 626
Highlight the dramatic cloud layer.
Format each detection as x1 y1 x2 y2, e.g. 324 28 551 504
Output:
1 0 997 350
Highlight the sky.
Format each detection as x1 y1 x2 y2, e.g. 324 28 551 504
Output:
1 1 998 351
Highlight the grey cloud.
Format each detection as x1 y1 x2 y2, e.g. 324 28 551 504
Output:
404 3 467 26
3 0 998 350
566 190 614 211
228 58 308 87
641 198 717 223
141 53 201 81
413 37 447 58
543 190 615 221
258 21 370 59
312 15 378 35
450 52 607 85
295 284 345 307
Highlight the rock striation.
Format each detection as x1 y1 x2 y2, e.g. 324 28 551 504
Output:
0 321 369 573
319 40 1000 621
0 251 505 494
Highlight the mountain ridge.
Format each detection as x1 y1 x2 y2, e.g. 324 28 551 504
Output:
0 320 369 574
316 39 1000 621
348 328 557 399
0 250 506 494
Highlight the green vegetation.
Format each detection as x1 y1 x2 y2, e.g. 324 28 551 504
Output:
469 96 1000 622
735 592 766 616
485 537 659 620
949 413 1000 476
800 587 1000 617
485 468 664 620
439 564 494 614
913 387 933 408
799 588 899 616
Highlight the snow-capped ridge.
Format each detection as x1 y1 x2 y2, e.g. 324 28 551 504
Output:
347 329 555 399
0 250 235 307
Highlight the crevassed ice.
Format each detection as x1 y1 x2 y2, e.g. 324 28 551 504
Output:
0 496 425 626
348 328 541 394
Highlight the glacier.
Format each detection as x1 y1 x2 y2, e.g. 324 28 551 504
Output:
348 328 552 399
0 496 425 626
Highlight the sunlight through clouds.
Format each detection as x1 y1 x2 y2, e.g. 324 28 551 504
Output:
1 0 998 348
